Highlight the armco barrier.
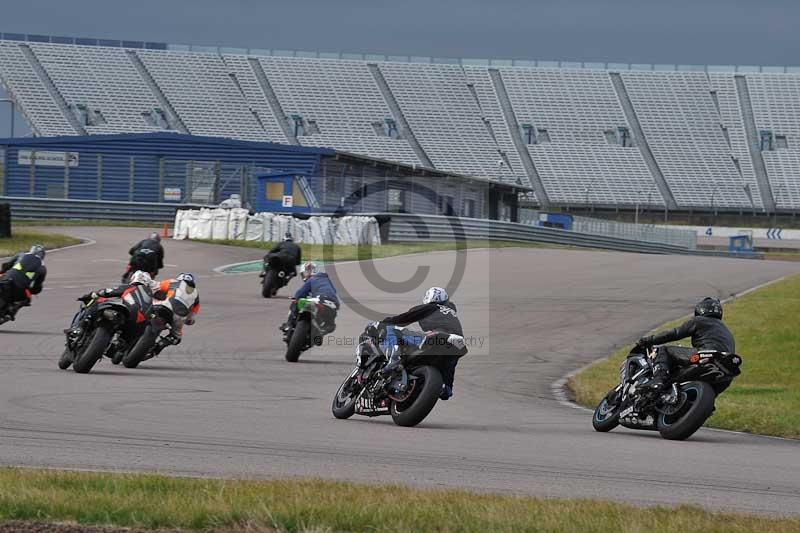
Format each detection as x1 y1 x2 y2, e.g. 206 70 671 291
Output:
1 196 209 222
385 214 761 257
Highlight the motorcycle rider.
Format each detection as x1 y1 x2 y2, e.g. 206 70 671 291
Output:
379 287 467 401
281 261 339 339
0 245 47 321
264 232 302 278
637 297 735 392
125 232 164 280
150 273 200 355
70 270 159 344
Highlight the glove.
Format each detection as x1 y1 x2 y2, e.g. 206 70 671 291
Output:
78 292 99 303
636 336 654 348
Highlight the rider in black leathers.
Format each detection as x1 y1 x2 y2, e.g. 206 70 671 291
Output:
638 297 735 391
380 287 467 400
265 232 302 277
0 245 47 321
126 233 165 280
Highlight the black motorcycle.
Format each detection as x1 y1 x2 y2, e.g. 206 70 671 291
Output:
0 279 29 325
59 295 135 373
592 345 742 440
283 296 336 362
260 255 294 298
331 323 462 427
121 304 178 368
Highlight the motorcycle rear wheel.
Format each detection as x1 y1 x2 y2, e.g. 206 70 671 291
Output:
390 365 443 427
261 270 277 298
123 328 157 368
657 381 716 441
73 325 112 374
285 319 310 362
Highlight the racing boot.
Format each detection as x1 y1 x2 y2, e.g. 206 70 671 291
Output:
642 364 670 393
439 384 453 401
381 346 402 374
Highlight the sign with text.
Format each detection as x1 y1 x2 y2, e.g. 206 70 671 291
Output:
282 195 294 208
163 187 182 202
18 150 79 167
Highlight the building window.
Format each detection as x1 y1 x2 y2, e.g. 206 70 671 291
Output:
387 188 405 212
463 198 476 218
72 103 108 126
776 134 789 149
291 114 305 137
143 108 171 129
306 119 321 135
438 195 455 216
760 130 774 151
536 128 551 143
372 118 401 139
520 123 535 145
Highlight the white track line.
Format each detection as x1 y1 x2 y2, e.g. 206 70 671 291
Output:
551 273 800 441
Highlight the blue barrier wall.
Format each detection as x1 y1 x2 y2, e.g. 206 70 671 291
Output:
0 133 331 203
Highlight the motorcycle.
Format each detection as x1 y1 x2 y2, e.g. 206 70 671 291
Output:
592 345 742 440
59 295 137 373
331 323 463 427
121 304 179 368
260 255 294 298
283 296 336 362
121 249 158 284
0 280 30 325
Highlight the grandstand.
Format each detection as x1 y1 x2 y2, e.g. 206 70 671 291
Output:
1 34 799 212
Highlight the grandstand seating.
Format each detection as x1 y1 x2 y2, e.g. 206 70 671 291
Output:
1 37 800 210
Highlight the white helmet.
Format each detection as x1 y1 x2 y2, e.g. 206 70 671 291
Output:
423 287 448 304
301 261 318 280
129 270 153 286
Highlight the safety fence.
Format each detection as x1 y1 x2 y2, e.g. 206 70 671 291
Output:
519 209 698 250
1 195 206 222
174 208 381 246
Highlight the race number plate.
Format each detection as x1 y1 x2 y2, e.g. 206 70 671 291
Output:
355 396 390 416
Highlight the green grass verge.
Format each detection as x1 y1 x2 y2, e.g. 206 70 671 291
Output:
195 239 558 262
569 274 800 439
0 230 82 258
0 468 798 532
14 219 161 228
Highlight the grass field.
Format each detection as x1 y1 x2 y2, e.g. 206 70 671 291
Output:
569 273 800 439
0 469 798 533
196 238 559 262
0 230 82 258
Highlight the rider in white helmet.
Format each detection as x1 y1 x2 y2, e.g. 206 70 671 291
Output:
379 287 467 400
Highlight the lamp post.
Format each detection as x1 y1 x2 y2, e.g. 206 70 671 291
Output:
1 98 14 137
710 185 719 223
635 189 643 226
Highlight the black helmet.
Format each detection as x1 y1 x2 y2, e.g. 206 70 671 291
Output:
695 297 723 319
283 232 293 242
149 232 161 242
29 244 45 260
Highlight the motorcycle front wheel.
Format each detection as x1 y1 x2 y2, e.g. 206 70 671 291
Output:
657 381 716 441
58 348 73 370
331 369 360 419
261 269 277 298
592 389 621 432
390 365 443 427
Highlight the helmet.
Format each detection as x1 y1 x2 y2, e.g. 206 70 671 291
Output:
29 244 45 260
149 232 161 242
129 270 153 286
301 261 318 280
694 297 723 319
283 232 293 242
176 272 196 288
423 287 448 304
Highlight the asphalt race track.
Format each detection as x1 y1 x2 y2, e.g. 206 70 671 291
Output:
1 227 799 516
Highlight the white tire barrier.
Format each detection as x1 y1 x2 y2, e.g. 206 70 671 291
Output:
174 208 381 246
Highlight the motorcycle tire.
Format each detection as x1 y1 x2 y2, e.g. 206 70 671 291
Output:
592 390 621 432
123 328 157 368
262 270 277 298
58 348 73 370
285 319 309 362
331 370 360 419
390 365 443 427
657 381 716 441
73 325 112 374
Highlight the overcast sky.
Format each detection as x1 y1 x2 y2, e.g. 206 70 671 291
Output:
1 0 795 136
